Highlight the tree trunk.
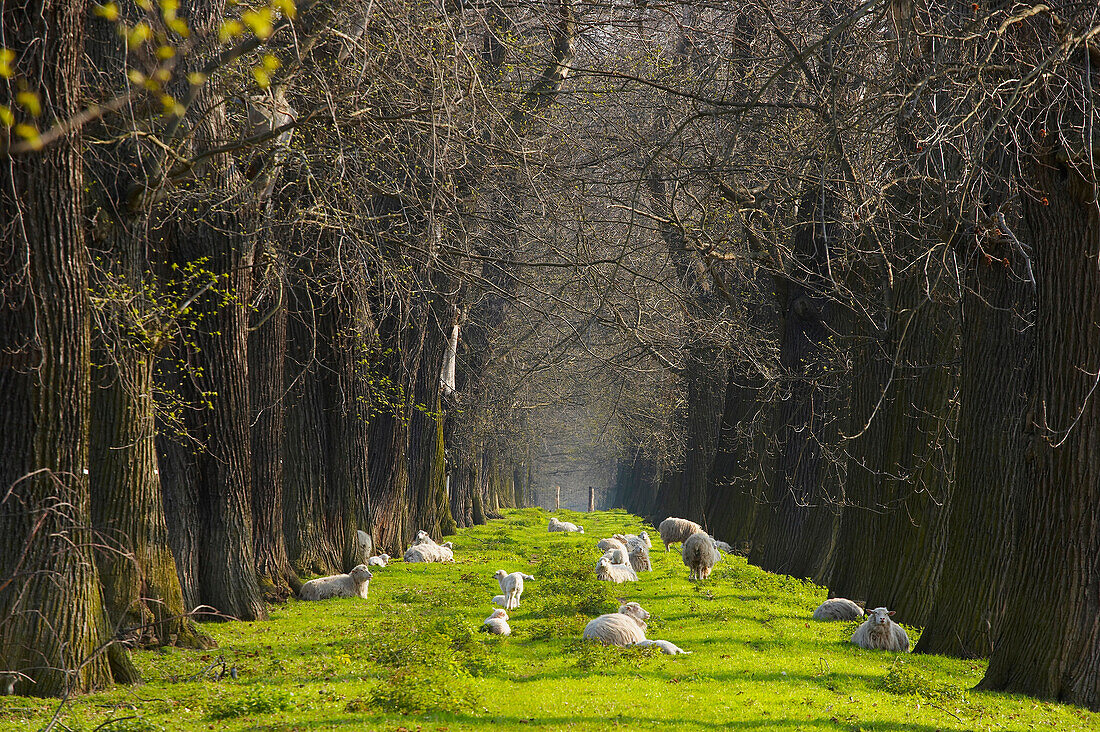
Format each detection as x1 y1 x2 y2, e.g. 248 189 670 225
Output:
249 243 294 596
978 139 1100 708
0 0 129 692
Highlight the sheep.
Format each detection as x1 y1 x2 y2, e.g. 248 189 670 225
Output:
714 539 734 555
658 517 704 551
582 602 650 646
481 608 511 636
595 557 638 583
682 532 720 580
493 570 534 610
850 607 910 652
404 543 454 563
635 639 691 655
813 598 864 621
367 553 391 567
491 594 507 607
614 532 652 551
548 517 584 533
300 564 373 601
600 546 628 565
412 529 436 546
628 544 652 573
597 537 628 553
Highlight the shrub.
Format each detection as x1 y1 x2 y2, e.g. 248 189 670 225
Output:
881 659 968 703
362 668 480 715
207 685 295 719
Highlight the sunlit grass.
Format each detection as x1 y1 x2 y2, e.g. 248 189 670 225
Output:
2 507 1096 731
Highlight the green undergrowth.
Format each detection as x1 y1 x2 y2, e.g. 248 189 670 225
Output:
2 507 1097 731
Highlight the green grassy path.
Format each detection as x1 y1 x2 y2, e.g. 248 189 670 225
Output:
2 508 1097 731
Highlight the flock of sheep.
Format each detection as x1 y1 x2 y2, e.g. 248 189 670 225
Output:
295 514 910 659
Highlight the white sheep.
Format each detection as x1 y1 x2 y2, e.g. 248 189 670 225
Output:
595 557 638 583
493 570 534 610
614 532 653 551
412 529 436 546
628 544 652 573
367 553 391 567
491 594 507 607
548 517 584 533
481 608 511 635
582 602 650 646
658 517 704 551
597 537 628 553
404 543 454 563
850 607 910 652
813 598 864 621
635 639 691 655
714 540 734 554
300 564 373 601
682 532 720 580
600 546 628 565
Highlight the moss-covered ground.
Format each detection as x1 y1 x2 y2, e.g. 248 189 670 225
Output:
3 508 1097 731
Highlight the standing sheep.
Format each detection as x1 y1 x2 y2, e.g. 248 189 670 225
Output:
595 557 638 583
493 570 534 610
628 544 652 573
300 564 373 601
582 602 650 646
682 532 720 580
658 517 704 551
367 554 391 567
481 608 511 635
813 598 864 621
850 607 910 651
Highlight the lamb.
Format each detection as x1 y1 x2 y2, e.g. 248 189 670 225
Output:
628 544 652 573
813 598 864 621
412 529 436 546
635 639 691 655
597 537 628 553
600 546 628 565
493 570 534 610
481 608 511 636
682 532 720 580
367 553 391 567
548 517 584 533
299 564 373 601
404 543 454 563
658 517 704 551
850 607 910 652
595 557 638 583
582 602 650 646
491 594 507 607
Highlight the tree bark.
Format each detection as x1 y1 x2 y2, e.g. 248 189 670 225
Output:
0 0 130 692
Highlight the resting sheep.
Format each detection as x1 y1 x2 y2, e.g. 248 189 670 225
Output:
597 537 628 554
614 532 652 551
714 539 733 555
367 553 391 567
548 517 584 533
628 544 652 573
412 530 436 547
491 594 507 607
601 546 628 565
300 564 373 601
850 607 910 651
595 557 638 583
813 598 864 621
658 517 704 551
404 543 454 563
582 602 650 646
635 639 691 655
481 608 511 635
493 570 534 610
682 532 720 580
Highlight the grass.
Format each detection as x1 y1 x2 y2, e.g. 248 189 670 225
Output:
2 507 1098 731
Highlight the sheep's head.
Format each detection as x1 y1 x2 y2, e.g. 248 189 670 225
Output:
639 531 649 541
493 569 507 580
618 602 650 621
415 530 430 541
868 607 894 626
596 558 611 570
441 541 454 549
350 565 373 583
577 526 584 533
380 554 390 561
